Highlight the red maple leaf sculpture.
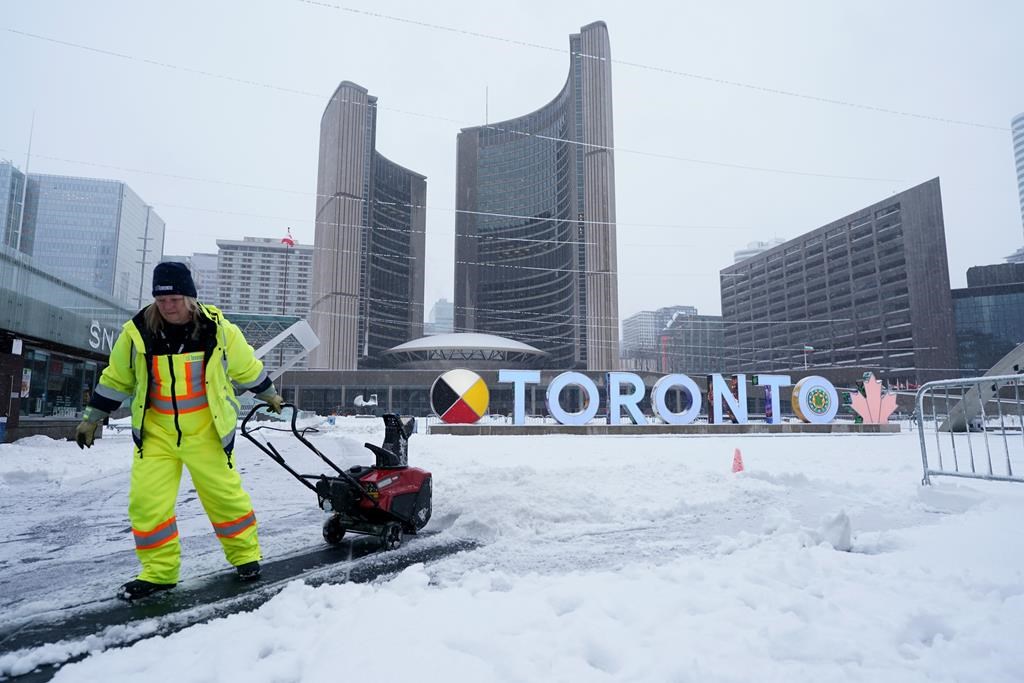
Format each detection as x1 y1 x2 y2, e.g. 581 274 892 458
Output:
850 373 897 424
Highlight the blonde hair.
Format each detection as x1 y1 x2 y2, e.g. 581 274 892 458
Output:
145 296 200 336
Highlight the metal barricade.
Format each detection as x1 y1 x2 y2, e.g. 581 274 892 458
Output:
916 374 1024 485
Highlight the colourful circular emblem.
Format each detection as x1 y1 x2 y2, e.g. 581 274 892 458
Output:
791 376 839 424
806 387 831 415
430 369 490 424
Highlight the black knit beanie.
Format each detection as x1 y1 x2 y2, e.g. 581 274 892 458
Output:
152 262 198 298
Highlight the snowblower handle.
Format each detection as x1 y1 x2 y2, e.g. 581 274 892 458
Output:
239 402 321 494
241 401 298 433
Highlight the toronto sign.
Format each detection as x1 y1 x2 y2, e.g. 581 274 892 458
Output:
430 369 883 426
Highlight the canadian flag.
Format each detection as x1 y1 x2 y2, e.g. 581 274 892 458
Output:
281 227 296 247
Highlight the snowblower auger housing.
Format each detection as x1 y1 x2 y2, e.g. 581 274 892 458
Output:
240 404 432 551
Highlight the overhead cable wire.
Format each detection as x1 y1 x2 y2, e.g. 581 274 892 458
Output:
0 149 767 234
290 0 1009 132
2 29 905 182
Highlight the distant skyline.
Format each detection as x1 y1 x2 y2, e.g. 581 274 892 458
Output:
1 1 1022 320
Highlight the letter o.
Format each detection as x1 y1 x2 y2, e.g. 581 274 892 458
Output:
546 372 600 426
652 374 702 425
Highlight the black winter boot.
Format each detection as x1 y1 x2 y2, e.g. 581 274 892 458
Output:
236 561 261 582
117 579 176 602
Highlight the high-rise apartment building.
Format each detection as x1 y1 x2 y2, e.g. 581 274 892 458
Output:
720 178 957 386
216 237 312 317
5 166 165 308
310 81 427 369
453 21 619 370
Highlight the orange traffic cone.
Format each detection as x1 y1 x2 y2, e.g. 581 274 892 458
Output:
731 448 744 473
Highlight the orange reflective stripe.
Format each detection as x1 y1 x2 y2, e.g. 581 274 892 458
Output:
133 516 179 550
212 510 257 538
149 356 209 414
149 356 162 401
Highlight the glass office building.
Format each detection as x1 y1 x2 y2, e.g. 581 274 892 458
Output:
658 312 726 375
21 172 165 308
952 263 1024 375
310 81 426 370
720 178 958 386
454 21 619 370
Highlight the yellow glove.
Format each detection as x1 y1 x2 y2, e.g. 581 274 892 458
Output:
261 394 284 414
75 420 100 449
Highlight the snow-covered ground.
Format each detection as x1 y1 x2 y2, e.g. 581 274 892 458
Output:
2 416 1023 682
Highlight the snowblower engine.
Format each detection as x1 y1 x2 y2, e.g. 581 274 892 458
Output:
315 415 432 549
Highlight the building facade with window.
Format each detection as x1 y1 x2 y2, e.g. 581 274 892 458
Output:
310 81 427 370
424 298 454 336
453 21 619 370
719 178 957 386
622 306 698 355
952 263 1024 375
3 164 166 308
0 243 135 442
658 311 725 375
215 237 313 317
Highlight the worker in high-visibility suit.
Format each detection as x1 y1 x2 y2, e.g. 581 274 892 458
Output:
75 262 283 602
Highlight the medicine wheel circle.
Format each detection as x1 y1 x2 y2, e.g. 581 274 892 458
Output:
430 369 490 424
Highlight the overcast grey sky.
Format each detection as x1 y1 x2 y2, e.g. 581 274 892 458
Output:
2 0 1022 322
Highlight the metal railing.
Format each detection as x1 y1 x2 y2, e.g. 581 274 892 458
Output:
916 374 1024 485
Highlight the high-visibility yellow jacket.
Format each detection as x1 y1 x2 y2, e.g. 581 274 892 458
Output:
86 303 272 456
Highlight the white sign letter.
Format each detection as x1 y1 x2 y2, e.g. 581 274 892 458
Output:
652 374 702 425
498 369 541 426
606 372 646 425
754 374 791 425
546 372 600 426
711 374 748 424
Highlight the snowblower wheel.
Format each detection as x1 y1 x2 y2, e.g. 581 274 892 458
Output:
323 515 346 545
380 522 403 551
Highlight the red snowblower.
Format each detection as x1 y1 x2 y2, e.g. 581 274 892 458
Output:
241 404 432 550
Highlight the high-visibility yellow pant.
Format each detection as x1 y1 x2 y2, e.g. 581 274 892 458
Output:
129 411 261 584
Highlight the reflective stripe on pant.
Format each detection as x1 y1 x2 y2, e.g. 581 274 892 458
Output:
129 416 261 584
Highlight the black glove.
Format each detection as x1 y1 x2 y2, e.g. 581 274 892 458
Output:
261 394 284 414
75 420 100 449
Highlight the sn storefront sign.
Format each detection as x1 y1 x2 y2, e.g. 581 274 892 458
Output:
498 370 840 427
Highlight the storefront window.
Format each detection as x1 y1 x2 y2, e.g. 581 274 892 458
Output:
19 348 98 418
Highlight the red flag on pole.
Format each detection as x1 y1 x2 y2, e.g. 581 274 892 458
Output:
281 227 295 247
